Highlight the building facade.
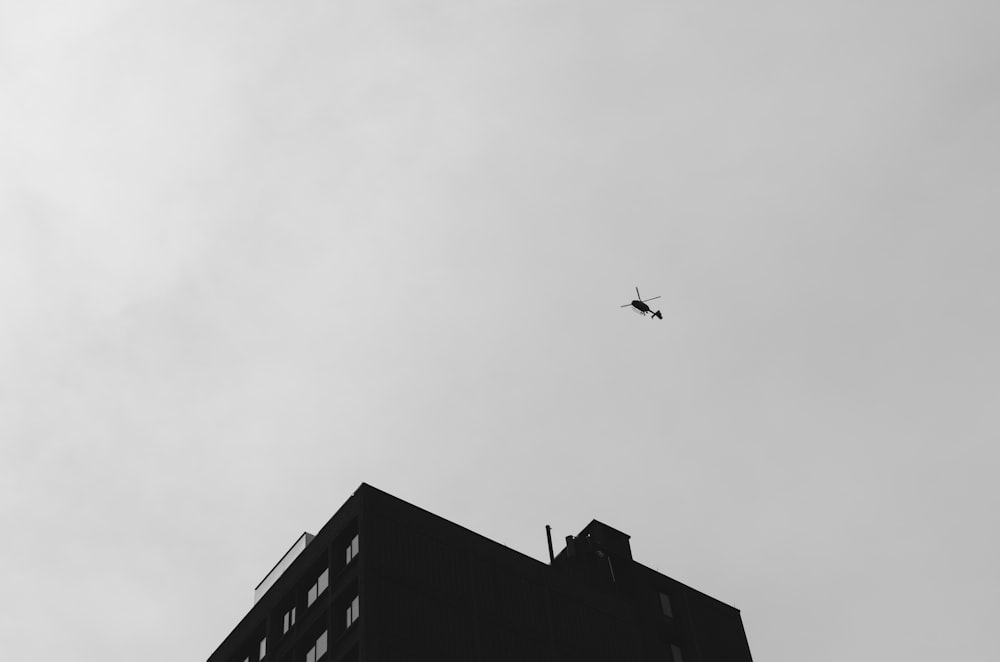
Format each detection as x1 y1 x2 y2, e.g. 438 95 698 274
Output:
207 483 753 662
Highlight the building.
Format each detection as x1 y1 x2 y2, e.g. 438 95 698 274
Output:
207 483 753 662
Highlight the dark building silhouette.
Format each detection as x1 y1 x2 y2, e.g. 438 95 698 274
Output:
207 483 753 662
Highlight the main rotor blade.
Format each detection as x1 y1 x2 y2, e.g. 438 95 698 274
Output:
636 286 641 299
620 303 633 307
641 296 661 302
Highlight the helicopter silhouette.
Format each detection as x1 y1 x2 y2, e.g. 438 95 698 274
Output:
621 287 662 319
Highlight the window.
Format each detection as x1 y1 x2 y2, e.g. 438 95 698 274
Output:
659 591 673 618
305 630 327 662
345 595 360 628
258 636 266 660
671 643 684 662
283 607 296 634
345 534 359 565
307 569 329 607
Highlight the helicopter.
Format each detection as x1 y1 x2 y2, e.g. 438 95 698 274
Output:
621 287 662 319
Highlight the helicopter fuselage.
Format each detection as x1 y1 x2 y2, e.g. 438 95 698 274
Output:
631 300 651 313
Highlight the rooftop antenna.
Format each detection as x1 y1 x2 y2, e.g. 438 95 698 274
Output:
545 525 555 564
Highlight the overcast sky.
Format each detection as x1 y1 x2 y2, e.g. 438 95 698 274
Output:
2 1 998 660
